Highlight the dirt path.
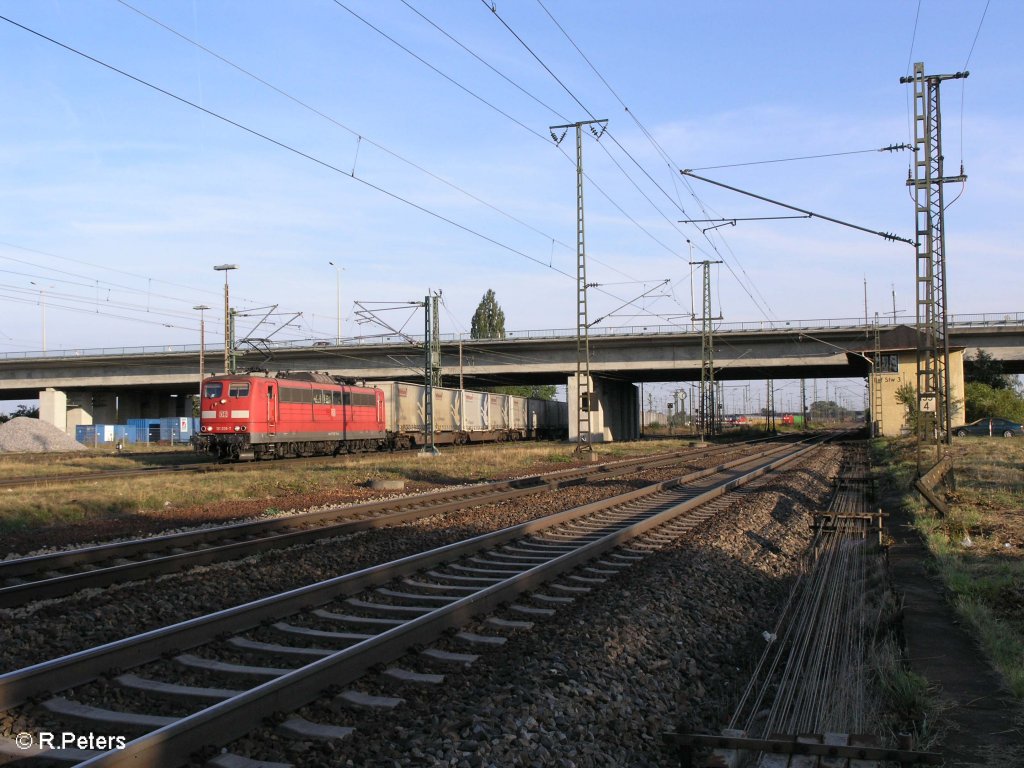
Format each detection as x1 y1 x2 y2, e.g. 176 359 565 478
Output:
887 506 1024 767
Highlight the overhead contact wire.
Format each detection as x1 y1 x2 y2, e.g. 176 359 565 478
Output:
329 1 671 293
529 0 779 323
0 13 576 282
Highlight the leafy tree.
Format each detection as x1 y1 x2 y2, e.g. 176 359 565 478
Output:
470 289 505 340
809 400 849 422
467 291 555 400
492 384 557 400
894 382 918 431
965 349 1014 390
964 382 1024 422
0 404 40 423
893 381 947 435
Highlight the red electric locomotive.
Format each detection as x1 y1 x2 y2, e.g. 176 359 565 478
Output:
194 372 386 460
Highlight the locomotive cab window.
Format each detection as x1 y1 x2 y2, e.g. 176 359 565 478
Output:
204 382 223 399
228 382 250 398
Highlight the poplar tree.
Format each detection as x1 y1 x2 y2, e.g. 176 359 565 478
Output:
470 289 506 340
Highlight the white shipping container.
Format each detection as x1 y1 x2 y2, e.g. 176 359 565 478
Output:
462 390 488 431
508 396 528 431
487 394 509 429
432 387 461 432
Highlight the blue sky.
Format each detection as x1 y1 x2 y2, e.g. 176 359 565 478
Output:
0 1 1019 408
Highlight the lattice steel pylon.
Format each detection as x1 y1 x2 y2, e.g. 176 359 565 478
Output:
429 292 442 388
872 312 883 438
901 62 968 471
550 118 607 452
690 259 722 438
800 379 808 430
422 293 440 455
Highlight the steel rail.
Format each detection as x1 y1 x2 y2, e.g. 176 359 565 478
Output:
0 439 818 716
732 445 881 746
0 441 777 607
3 443 735 572
69 438 826 767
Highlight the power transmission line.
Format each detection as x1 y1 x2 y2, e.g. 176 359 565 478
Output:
685 145 913 172
495 0 777 323
0 13 578 283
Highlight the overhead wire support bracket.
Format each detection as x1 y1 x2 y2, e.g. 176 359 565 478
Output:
701 221 736 234
586 279 670 329
679 215 811 224
679 170 916 246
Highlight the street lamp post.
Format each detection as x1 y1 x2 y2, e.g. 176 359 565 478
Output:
213 265 239 374
328 261 342 343
29 281 54 352
193 305 211 396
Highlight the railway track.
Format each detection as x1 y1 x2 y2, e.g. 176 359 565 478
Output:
665 441 947 767
0 440 781 608
0 435 828 767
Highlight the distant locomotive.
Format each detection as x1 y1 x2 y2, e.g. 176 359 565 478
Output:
193 372 568 461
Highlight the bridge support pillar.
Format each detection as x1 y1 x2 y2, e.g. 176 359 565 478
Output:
66 391 95 433
568 374 640 444
159 395 181 418
177 394 195 418
138 391 161 420
117 392 142 421
38 388 68 433
91 391 118 424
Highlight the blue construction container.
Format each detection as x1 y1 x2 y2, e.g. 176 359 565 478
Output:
128 418 162 443
79 418 198 445
159 417 197 443
76 424 144 445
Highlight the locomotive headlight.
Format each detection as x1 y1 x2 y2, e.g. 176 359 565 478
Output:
233 425 241 431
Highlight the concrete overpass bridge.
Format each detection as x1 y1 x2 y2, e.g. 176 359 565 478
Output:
2 312 1022 436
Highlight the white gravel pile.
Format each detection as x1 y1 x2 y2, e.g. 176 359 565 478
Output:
0 417 86 453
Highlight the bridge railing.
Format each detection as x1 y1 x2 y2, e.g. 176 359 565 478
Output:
3 312 1023 361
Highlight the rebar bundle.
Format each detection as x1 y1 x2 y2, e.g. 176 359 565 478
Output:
729 454 882 752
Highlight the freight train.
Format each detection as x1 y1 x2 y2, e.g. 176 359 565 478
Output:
192 372 568 461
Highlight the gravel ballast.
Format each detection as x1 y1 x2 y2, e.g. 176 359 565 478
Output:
203 448 842 767
0 465 712 671
1 445 842 768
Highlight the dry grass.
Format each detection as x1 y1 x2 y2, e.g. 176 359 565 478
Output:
880 435 1024 697
0 444 205 478
0 438 701 549
870 637 946 750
